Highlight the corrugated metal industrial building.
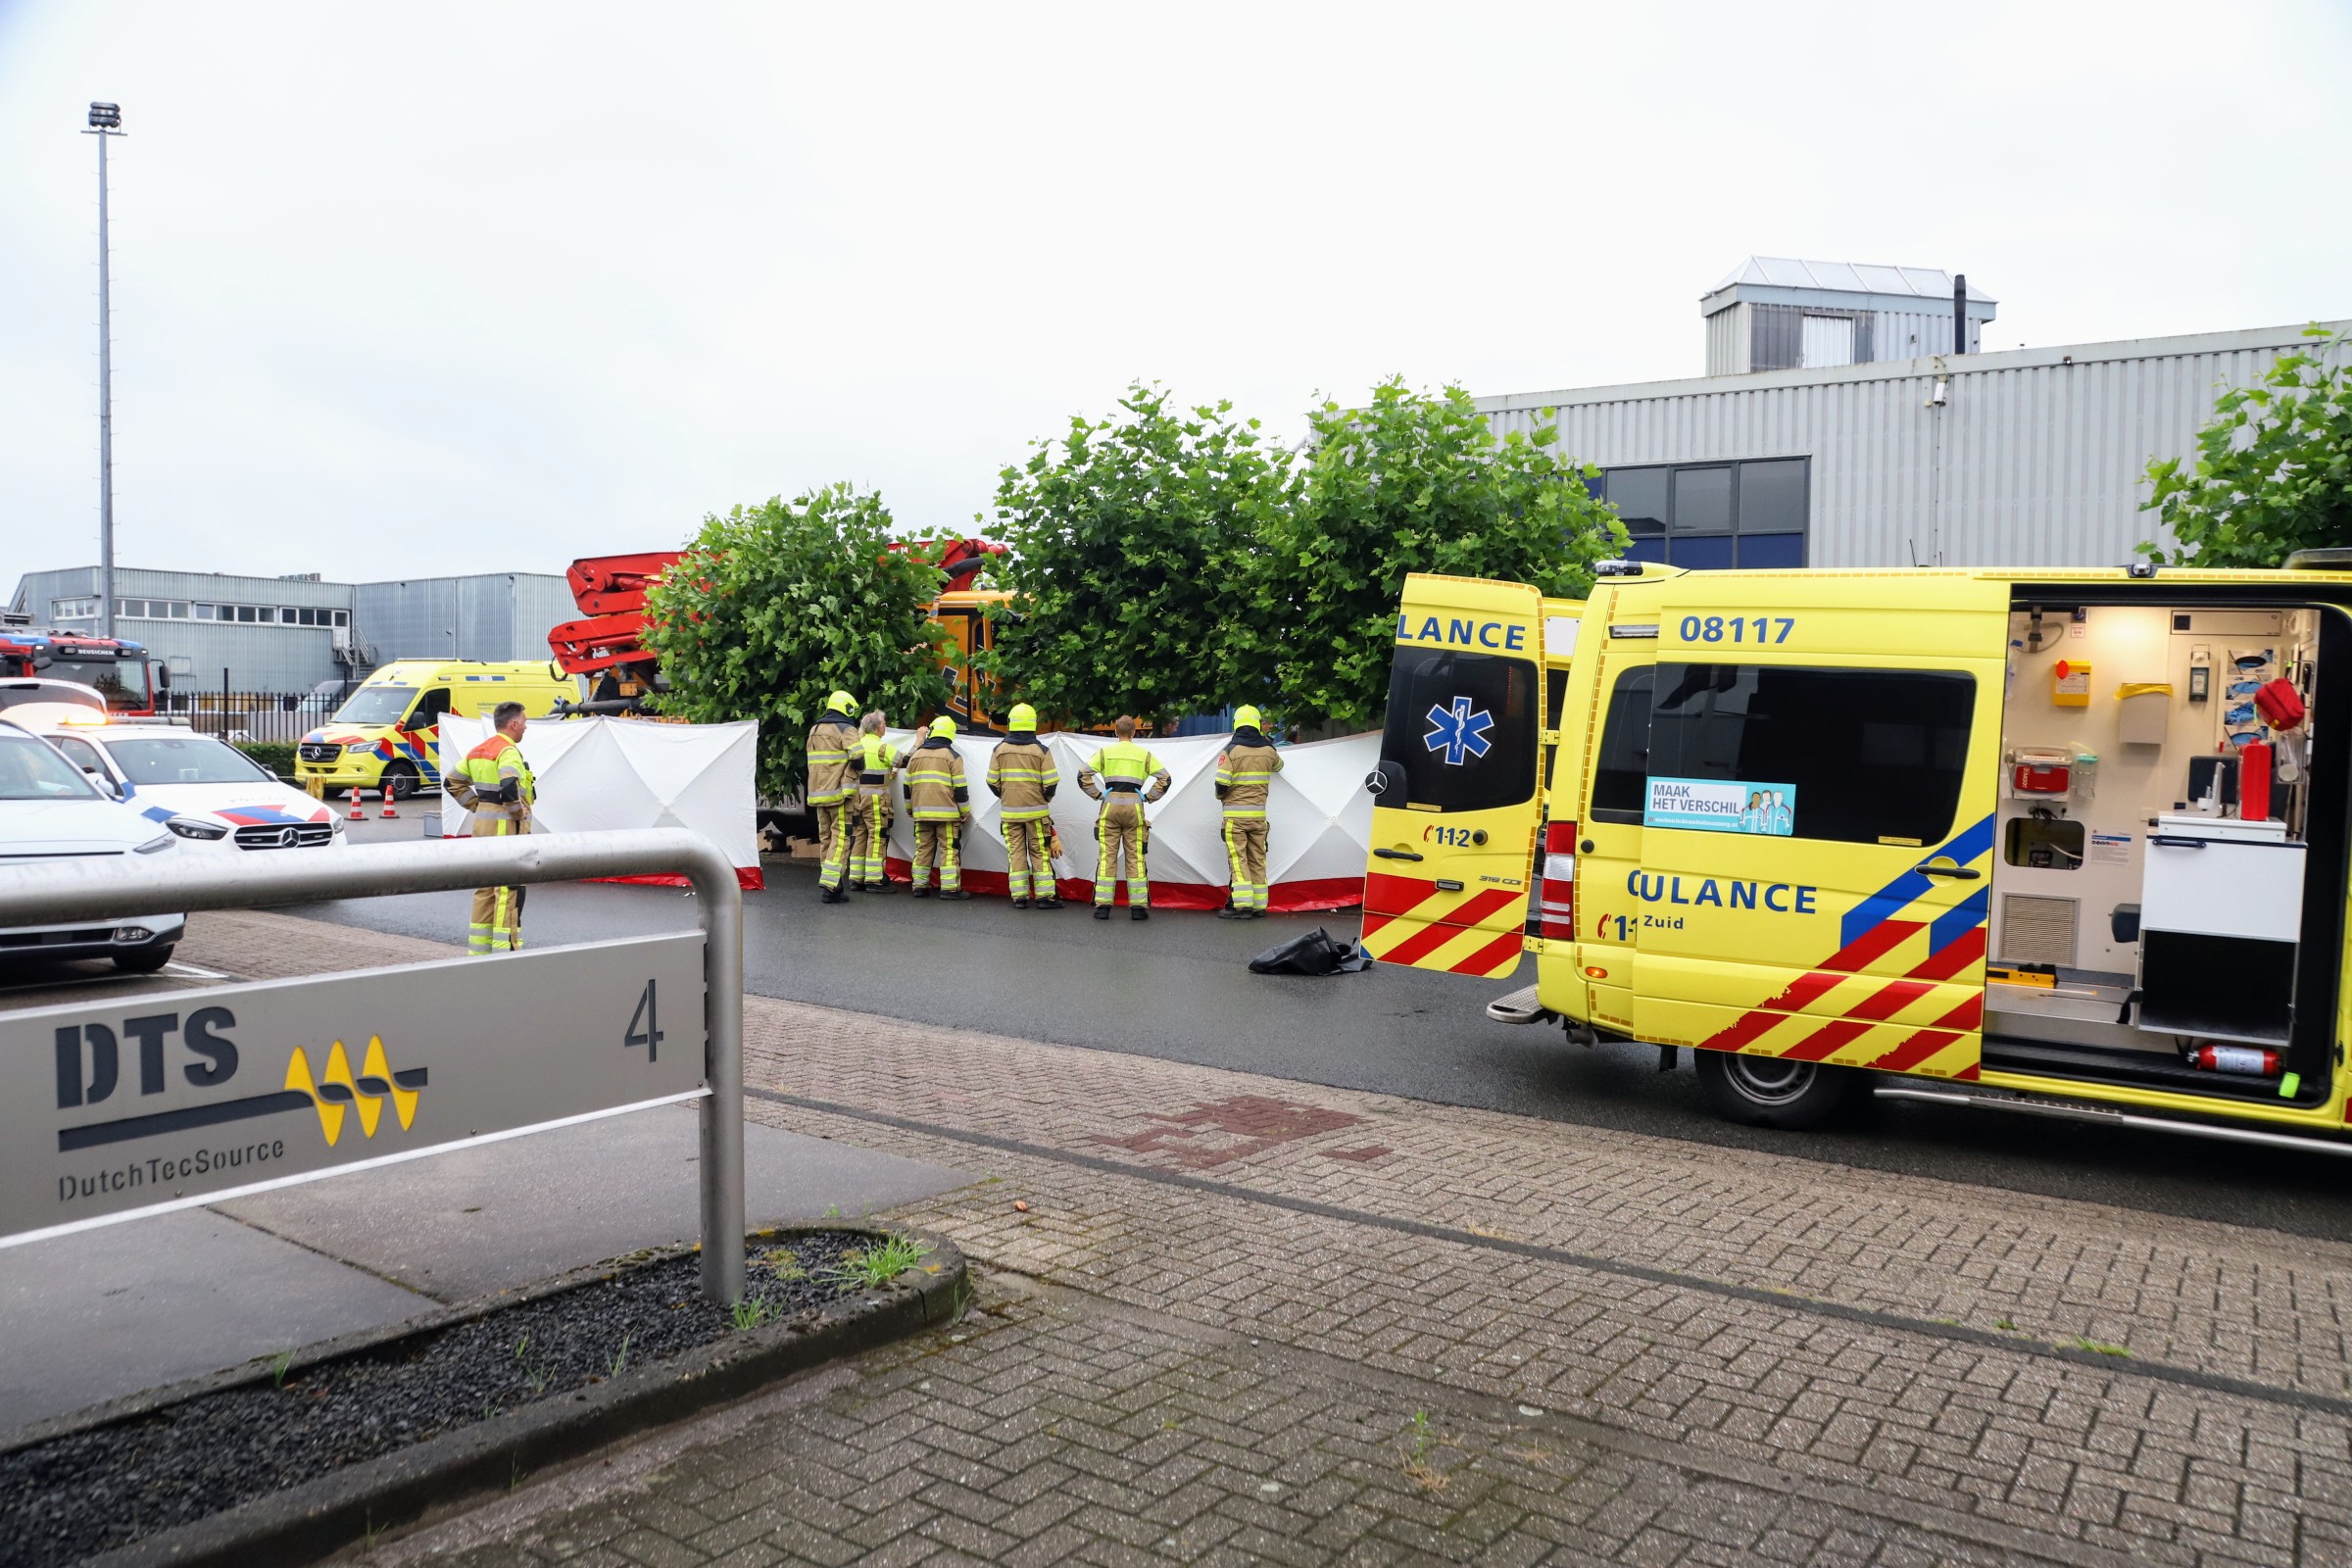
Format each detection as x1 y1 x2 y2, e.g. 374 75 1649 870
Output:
354 574 579 665
1481 258 2350 570
5 565 569 691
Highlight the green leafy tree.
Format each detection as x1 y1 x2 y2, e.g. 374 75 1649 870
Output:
2140 325 2352 566
983 383 1297 727
645 484 949 797
1262 378 1627 728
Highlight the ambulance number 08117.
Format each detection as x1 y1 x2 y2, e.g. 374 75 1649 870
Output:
1679 614 1793 644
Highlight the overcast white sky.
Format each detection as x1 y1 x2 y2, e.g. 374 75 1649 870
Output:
4 1 2348 588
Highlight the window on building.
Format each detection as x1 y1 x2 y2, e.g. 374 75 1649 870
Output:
332 610 350 628
194 603 217 620
1645 663 1976 845
1673 467 1732 532
1593 459 1809 570
51 597 98 621
167 601 189 618
257 607 276 623
235 605 258 623
1607 468 1668 539
1800 315 1855 368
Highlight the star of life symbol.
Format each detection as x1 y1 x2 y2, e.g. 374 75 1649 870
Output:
1422 696 1494 766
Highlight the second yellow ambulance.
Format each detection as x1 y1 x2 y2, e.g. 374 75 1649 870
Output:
1364 560 2352 1155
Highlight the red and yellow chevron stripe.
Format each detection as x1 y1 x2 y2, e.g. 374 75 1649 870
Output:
1690 898 1987 1079
1361 871 1527 977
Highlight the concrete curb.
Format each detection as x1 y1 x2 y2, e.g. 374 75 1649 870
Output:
74 1226 967 1568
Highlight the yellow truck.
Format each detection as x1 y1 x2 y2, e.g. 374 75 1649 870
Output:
294 660 573 799
1363 559 2352 1156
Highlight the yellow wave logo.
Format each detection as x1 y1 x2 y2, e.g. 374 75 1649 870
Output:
282 1038 427 1147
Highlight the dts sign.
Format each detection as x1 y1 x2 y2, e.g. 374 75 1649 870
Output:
1 933 708 1246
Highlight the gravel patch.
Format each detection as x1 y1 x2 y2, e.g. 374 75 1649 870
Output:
0 1231 890 1568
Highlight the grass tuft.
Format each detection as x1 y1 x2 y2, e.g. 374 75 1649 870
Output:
824 1234 935 1290
731 1292 781 1331
1399 1409 1451 1493
514 1334 550 1396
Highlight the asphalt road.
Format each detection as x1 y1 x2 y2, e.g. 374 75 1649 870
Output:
273 835 2352 1246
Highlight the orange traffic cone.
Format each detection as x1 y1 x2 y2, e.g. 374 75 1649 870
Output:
379 789 399 818
346 789 366 821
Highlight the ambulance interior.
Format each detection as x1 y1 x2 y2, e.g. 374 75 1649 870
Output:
1985 600 2344 1105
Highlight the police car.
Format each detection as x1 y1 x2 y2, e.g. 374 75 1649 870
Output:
28 718 346 855
0 721 184 971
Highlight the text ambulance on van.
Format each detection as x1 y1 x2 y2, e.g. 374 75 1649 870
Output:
294 661 572 800
1363 560 2352 1160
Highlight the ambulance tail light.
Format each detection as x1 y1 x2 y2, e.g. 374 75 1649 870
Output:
1535 819 1577 941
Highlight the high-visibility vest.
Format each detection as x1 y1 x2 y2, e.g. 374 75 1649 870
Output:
463 735 534 827
857 733 894 794
1093 739 1165 797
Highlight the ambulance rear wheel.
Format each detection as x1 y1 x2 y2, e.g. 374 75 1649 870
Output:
381 761 419 800
1693 1049 1860 1130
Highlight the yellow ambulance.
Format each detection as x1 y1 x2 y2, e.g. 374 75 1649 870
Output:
1363 560 2352 1156
294 660 573 799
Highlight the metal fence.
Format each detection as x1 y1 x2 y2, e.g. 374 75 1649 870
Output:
155 690 336 744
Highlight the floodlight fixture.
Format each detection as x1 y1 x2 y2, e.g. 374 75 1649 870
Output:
88 102 121 129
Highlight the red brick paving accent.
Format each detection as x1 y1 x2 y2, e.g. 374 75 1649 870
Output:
1091 1096 1366 1170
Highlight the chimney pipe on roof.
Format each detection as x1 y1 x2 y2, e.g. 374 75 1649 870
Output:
1953 273 1968 356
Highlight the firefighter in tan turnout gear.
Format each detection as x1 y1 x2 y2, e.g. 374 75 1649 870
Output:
1215 704 1283 918
1077 716 1169 920
847 710 897 893
987 704 1062 909
897 716 970 899
807 690 860 905
446 700 536 955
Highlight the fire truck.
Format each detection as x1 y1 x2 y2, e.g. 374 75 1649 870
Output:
547 538 1010 728
0 620 167 714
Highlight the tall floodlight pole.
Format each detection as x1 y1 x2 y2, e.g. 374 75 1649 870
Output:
85 102 123 638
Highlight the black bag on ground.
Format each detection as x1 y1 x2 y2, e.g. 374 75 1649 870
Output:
1247 927 1373 976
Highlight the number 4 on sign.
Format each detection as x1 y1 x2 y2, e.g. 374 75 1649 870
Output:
625 979 663 1063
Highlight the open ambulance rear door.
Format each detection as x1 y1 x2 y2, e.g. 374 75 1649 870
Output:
1360 574 1546 979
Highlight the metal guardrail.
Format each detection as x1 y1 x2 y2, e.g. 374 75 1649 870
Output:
0 828 747 1303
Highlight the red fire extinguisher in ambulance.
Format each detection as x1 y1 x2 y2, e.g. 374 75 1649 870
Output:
2186 1043 2282 1076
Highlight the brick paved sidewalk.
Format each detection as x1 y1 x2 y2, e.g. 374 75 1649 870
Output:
382 1276 2094 1568
186 914 2352 1565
